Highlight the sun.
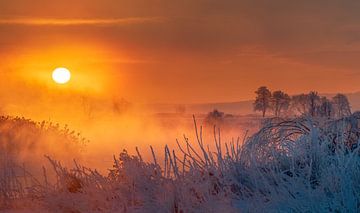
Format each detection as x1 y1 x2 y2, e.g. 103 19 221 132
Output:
52 67 71 84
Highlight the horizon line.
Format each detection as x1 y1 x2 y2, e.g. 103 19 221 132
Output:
0 17 165 26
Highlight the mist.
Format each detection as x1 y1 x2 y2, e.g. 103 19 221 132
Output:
0 72 256 176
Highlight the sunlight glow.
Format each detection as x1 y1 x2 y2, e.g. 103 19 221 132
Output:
52 67 71 84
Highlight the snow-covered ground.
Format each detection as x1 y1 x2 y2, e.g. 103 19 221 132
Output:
2 115 360 212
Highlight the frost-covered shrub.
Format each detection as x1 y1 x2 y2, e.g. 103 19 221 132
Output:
0 116 86 210
0 116 87 162
3 114 360 212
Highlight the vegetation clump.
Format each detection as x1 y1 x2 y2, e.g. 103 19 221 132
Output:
2 113 360 212
253 86 352 119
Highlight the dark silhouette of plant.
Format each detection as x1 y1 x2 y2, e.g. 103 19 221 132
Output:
290 92 320 117
205 109 225 125
317 97 333 118
253 86 272 117
271 90 290 117
291 94 309 115
332 93 351 118
308 91 320 117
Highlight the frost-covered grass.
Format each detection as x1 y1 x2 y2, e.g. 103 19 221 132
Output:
2 114 360 212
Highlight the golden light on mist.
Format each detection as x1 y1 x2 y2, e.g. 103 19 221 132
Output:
5 43 120 96
52 67 71 84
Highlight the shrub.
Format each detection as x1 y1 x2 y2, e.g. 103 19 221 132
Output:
3 114 360 212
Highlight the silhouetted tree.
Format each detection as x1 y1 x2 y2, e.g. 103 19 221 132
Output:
308 91 320 117
332 94 351 118
291 94 309 115
254 86 272 117
318 97 333 118
290 92 321 117
271 90 290 117
205 109 225 125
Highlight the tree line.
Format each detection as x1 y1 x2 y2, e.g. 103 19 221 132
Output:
254 86 351 118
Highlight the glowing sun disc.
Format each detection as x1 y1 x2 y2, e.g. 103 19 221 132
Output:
52 67 71 84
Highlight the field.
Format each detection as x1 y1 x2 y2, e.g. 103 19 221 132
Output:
1 113 360 212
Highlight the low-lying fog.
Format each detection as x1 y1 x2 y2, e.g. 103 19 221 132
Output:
0 88 260 174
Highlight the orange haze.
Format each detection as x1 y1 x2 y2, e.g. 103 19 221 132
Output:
1 0 360 172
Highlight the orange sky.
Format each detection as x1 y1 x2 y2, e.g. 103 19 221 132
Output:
1 0 360 104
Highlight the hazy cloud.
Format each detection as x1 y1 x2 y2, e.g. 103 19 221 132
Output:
0 17 164 26
2 0 360 102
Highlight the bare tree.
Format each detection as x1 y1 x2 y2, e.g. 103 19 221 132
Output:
291 92 320 117
254 86 272 117
291 94 309 115
308 91 320 117
332 93 351 118
205 109 225 125
271 90 290 117
318 97 333 118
